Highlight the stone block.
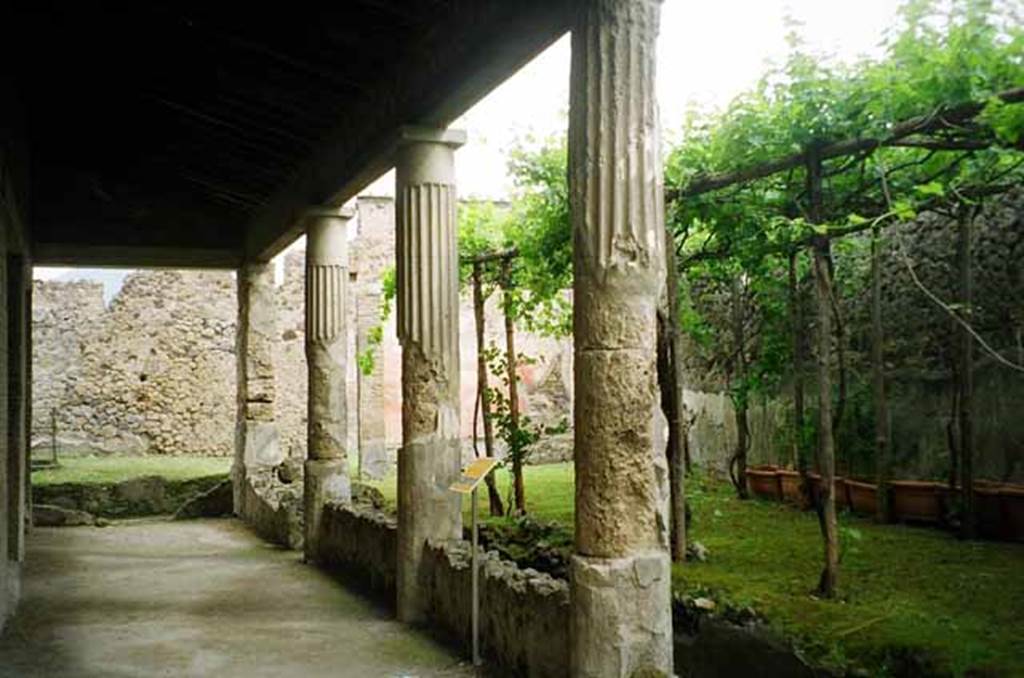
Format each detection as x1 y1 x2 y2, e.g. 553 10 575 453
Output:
570 551 673 678
304 459 350 562
243 421 283 468
33 504 96 527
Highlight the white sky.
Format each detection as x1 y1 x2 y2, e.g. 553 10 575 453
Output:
36 0 901 282
364 0 901 199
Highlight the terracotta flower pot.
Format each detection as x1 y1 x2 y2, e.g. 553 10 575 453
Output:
890 480 945 524
810 475 848 511
973 484 1005 540
777 469 805 507
746 468 781 501
846 479 878 516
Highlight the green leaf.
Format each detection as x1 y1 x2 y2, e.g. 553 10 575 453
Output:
914 181 945 197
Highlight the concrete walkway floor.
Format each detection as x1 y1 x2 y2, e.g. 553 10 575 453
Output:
0 518 472 678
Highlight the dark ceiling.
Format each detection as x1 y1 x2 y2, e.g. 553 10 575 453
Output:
11 1 569 266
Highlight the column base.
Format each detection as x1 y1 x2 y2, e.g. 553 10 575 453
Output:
396 438 462 624
570 551 673 678
303 459 351 563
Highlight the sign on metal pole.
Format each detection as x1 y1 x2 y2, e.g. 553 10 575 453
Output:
449 457 500 495
449 457 499 667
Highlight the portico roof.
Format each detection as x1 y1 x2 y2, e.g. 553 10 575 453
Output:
12 1 569 267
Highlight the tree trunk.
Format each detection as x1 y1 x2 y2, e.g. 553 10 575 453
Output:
958 208 976 539
730 277 750 500
789 251 806 473
826 253 848 475
808 154 838 597
947 349 961 493
658 233 688 562
871 224 891 523
501 259 526 515
472 263 504 517
813 238 840 597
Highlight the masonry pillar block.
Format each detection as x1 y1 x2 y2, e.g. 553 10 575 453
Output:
234 262 281 516
394 126 466 624
568 0 673 675
304 207 354 562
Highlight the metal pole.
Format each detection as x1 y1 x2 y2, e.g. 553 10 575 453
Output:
471 485 480 667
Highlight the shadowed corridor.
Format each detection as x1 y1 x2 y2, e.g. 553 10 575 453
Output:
0 519 470 677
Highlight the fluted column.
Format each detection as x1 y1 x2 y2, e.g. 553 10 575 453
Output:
394 126 466 623
568 1 672 676
304 207 353 562
234 261 281 516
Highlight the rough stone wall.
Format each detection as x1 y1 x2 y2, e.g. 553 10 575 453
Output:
275 249 308 459
680 194 1024 482
32 271 236 456
31 197 575 465
871 191 1024 371
31 281 104 449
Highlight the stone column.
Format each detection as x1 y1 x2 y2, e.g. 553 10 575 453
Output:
394 127 465 623
304 207 353 562
568 1 673 676
356 285 388 480
234 261 282 516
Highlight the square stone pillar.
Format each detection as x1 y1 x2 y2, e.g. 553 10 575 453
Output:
6 255 28 564
22 259 32 534
303 207 354 562
568 1 673 676
234 262 282 516
394 126 466 623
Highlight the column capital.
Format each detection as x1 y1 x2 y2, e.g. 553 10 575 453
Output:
305 206 352 266
397 126 467 149
303 205 356 222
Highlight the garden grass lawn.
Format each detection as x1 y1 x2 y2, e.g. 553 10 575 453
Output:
368 462 1024 676
32 455 231 486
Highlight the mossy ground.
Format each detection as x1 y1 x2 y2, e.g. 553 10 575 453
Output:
367 462 1024 677
32 455 231 486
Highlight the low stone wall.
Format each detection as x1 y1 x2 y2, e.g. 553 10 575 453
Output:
318 503 398 594
239 500 844 676
316 504 570 676
32 272 236 457
422 541 570 676
238 470 302 550
32 474 227 518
